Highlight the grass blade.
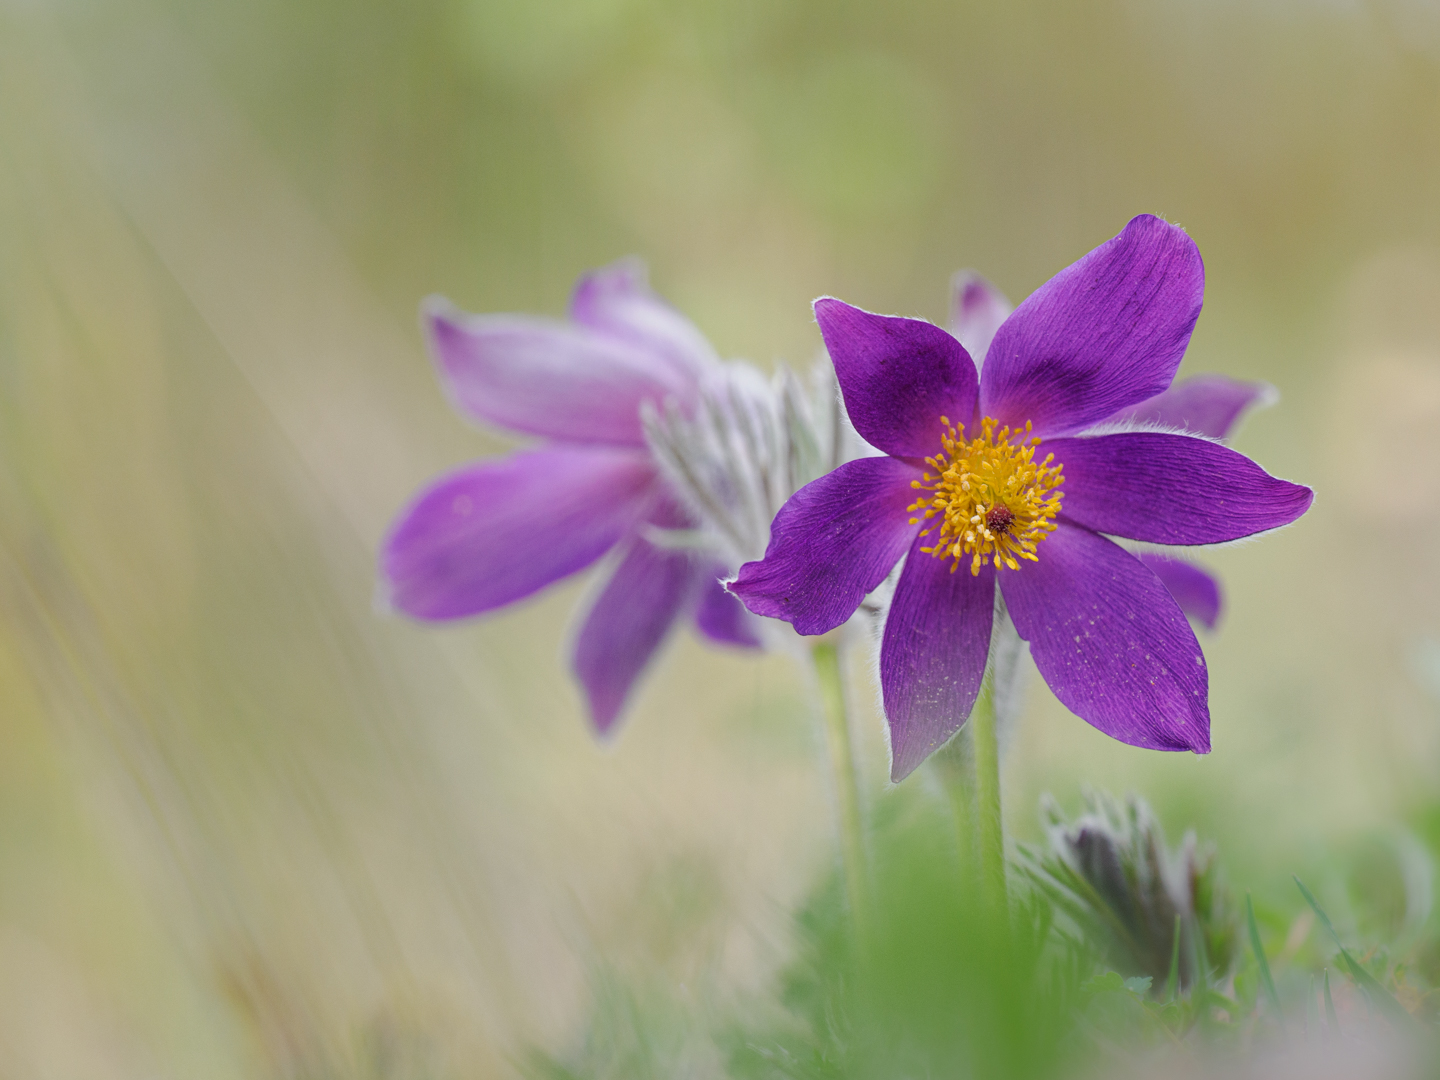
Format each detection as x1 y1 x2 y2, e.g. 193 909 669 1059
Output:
1324 968 1339 1036
1293 875 1416 1031
1246 892 1284 1030
1164 913 1181 1002
1190 914 1212 1031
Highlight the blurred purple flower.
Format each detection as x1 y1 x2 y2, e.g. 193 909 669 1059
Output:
380 260 760 736
731 216 1313 779
949 272 1276 630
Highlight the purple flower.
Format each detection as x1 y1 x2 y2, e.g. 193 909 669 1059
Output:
381 260 760 736
950 271 1276 631
730 216 1313 780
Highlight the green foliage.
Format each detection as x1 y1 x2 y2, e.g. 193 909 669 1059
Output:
1294 875 1419 1034
1246 892 1284 1030
533 790 1440 1077
522 964 724 1080
725 789 1086 1080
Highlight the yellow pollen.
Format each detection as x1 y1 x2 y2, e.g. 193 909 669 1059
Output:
905 416 1065 575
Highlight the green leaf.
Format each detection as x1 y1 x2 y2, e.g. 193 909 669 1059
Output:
1206 989 1241 1014
1246 892 1284 1030
1164 913 1181 1002
1233 966 1258 1011
1080 971 1128 996
1124 976 1153 996
1293 876 1417 1031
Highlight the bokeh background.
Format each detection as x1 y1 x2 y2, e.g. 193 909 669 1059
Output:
3 0 1440 1075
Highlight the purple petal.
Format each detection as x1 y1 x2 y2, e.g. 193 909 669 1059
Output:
573 537 696 736
1138 554 1222 631
1110 375 1274 440
730 456 921 636
382 446 656 620
1044 432 1313 544
881 540 996 781
1001 523 1210 753
948 271 1012 368
980 215 1205 437
814 299 979 459
424 298 693 446
568 258 718 385
694 568 763 648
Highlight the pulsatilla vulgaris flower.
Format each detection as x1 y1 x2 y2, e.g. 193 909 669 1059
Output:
730 216 1313 780
380 260 761 735
949 271 1274 631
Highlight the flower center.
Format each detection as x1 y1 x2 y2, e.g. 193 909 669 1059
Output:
985 505 1014 534
906 416 1065 575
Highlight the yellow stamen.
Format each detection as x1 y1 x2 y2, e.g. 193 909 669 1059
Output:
906 417 1065 576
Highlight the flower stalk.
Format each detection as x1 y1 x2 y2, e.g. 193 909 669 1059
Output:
934 689 1007 914
811 641 871 935
969 686 1007 914
931 735 977 886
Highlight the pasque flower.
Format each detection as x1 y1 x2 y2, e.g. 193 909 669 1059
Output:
730 216 1313 779
380 260 761 735
949 271 1275 631
1025 790 1238 992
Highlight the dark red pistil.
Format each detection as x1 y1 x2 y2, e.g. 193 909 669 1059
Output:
985 505 1014 534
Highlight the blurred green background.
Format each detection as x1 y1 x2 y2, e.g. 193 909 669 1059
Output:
2 0 1440 1074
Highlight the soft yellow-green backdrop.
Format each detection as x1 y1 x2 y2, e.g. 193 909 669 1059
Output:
2 0 1439 1075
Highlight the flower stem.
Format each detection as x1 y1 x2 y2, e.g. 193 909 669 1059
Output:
931 731 977 883
969 684 1008 914
810 641 871 934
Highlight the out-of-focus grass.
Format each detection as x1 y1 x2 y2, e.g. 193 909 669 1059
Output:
538 788 1440 1079
536 788 1085 1080
3 0 1440 1075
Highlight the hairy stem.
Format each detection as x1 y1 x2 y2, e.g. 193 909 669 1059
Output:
970 684 1008 914
931 730 977 884
811 641 871 934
